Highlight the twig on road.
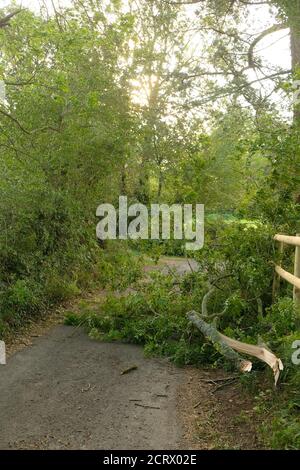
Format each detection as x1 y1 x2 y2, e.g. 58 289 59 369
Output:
134 403 161 410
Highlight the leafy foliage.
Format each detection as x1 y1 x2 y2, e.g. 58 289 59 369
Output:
1 0 300 450
65 270 220 366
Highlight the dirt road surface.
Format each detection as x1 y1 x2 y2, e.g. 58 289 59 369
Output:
0 325 185 450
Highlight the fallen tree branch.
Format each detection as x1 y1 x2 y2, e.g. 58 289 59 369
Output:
121 365 138 375
187 310 283 385
198 376 239 383
201 286 215 318
212 378 238 393
201 278 232 319
134 403 160 410
187 311 252 373
218 331 283 386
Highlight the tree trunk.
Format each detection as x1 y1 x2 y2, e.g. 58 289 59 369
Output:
288 1 300 122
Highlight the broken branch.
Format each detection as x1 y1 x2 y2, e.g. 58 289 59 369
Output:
134 403 160 410
187 311 252 373
187 310 283 385
218 331 283 386
121 365 138 375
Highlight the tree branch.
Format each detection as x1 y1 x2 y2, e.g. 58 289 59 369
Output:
0 10 22 29
247 23 289 69
187 310 283 385
187 311 252 372
0 108 62 135
189 70 292 108
0 108 30 134
162 0 271 5
162 1 203 4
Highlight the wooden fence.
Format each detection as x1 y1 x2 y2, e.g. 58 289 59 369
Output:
273 233 300 305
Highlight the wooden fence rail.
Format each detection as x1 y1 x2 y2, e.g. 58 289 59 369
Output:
273 233 300 305
274 234 300 247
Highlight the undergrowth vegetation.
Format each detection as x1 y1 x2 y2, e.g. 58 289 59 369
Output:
0 241 143 338
66 217 300 449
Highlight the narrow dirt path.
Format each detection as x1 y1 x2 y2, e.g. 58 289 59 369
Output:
0 257 261 450
144 256 199 276
0 325 184 450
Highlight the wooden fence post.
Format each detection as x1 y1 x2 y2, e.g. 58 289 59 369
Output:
293 234 300 308
272 241 284 302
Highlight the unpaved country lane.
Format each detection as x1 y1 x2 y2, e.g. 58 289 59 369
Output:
144 257 198 276
0 325 184 450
